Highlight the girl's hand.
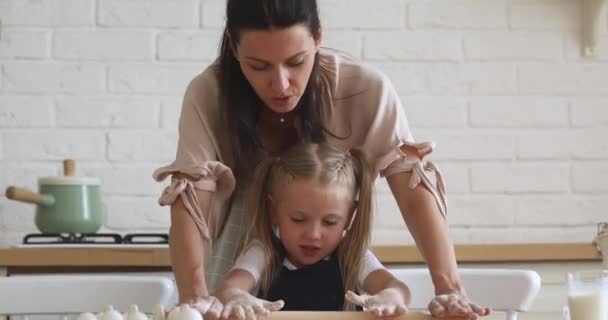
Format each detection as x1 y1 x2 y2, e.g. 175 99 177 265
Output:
345 289 408 318
428 293 491 320
220 288 284 320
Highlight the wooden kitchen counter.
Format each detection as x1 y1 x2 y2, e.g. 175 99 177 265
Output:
0 243 601 270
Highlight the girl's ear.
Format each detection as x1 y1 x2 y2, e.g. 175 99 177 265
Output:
346 200 358 229
341 200 358 239
267 194 278 225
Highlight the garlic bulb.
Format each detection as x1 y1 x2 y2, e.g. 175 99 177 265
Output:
123 304 149 320
152 304 166 320
97 305 124 320
77 312 98 320
167 305 202 320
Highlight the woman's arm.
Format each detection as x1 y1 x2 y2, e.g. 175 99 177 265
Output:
169 190 228 318
386 170 462 295
384 148 491 319
170 190 213 302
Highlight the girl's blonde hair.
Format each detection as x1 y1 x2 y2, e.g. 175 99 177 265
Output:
238 143 374 310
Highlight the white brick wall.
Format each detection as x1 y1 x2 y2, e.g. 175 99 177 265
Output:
1 0 607 250
53 30 154 61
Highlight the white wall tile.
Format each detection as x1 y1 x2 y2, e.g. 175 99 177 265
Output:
0 0 94 27
409 0 508 29
97 0 198 28
56 96 160 128
3 63 105 94
53 30 154 61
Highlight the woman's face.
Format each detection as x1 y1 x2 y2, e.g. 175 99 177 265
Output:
234 24 321 114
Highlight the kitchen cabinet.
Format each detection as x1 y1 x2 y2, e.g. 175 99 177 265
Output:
0 243 602 320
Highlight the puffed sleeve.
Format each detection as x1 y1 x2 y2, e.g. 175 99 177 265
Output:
369 77 447 217
230 239 267 283
360 72 447 218
152 68 236 241
356 249 384 290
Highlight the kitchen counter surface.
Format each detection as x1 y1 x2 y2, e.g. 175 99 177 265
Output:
0 243 601 268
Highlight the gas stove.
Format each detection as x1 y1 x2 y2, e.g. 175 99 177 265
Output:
18 232 169 248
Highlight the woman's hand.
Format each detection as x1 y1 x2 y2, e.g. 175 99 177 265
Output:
167 297 223 320
189 296 224 320
220 288 284 320
428 293 491 320
345 289 408 318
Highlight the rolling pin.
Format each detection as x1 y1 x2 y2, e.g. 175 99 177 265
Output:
265 311 454 320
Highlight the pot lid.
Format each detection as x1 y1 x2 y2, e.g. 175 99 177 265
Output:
39 176 101 186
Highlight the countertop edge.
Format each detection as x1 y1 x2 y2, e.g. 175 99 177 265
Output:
0 243 602 267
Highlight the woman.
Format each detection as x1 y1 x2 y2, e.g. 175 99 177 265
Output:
153 1 490 319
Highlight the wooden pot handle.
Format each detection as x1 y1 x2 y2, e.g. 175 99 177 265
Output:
5 186 46 205
63 159 75 176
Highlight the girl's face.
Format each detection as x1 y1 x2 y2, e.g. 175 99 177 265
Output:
270 180 355 267
234 24 321 114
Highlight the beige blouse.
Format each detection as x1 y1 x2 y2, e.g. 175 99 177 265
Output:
153 48 447 243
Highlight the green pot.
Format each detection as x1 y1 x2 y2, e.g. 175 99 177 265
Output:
5 160 104 234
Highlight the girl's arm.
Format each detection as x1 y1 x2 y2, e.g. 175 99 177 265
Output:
362 269 411 304
345 268 410 317
344 252 409 317
213 238 266 299
214 269 257 303
214 242 285 319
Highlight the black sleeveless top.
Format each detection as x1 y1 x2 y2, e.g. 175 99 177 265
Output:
259 255 345 311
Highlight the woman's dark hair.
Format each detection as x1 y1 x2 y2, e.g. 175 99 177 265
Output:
218 0 326 178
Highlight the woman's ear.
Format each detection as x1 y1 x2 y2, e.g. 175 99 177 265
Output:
226 31 239 60
314 25 323 50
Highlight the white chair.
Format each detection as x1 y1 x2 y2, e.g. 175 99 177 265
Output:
389 268 541 320
0 275 175 317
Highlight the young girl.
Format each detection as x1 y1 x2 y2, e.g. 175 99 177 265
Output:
214 143 411 319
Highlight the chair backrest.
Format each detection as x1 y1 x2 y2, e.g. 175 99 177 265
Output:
389 268 541 320
0 275 175 315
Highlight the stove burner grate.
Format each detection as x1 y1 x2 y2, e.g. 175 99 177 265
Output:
22 233 169 245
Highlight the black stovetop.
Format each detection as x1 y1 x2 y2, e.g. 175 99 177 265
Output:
22 233 169 245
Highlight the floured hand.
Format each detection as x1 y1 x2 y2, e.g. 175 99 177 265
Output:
220 288 284 320
428 293 491 320
345 289 408 318
166 296 223 320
